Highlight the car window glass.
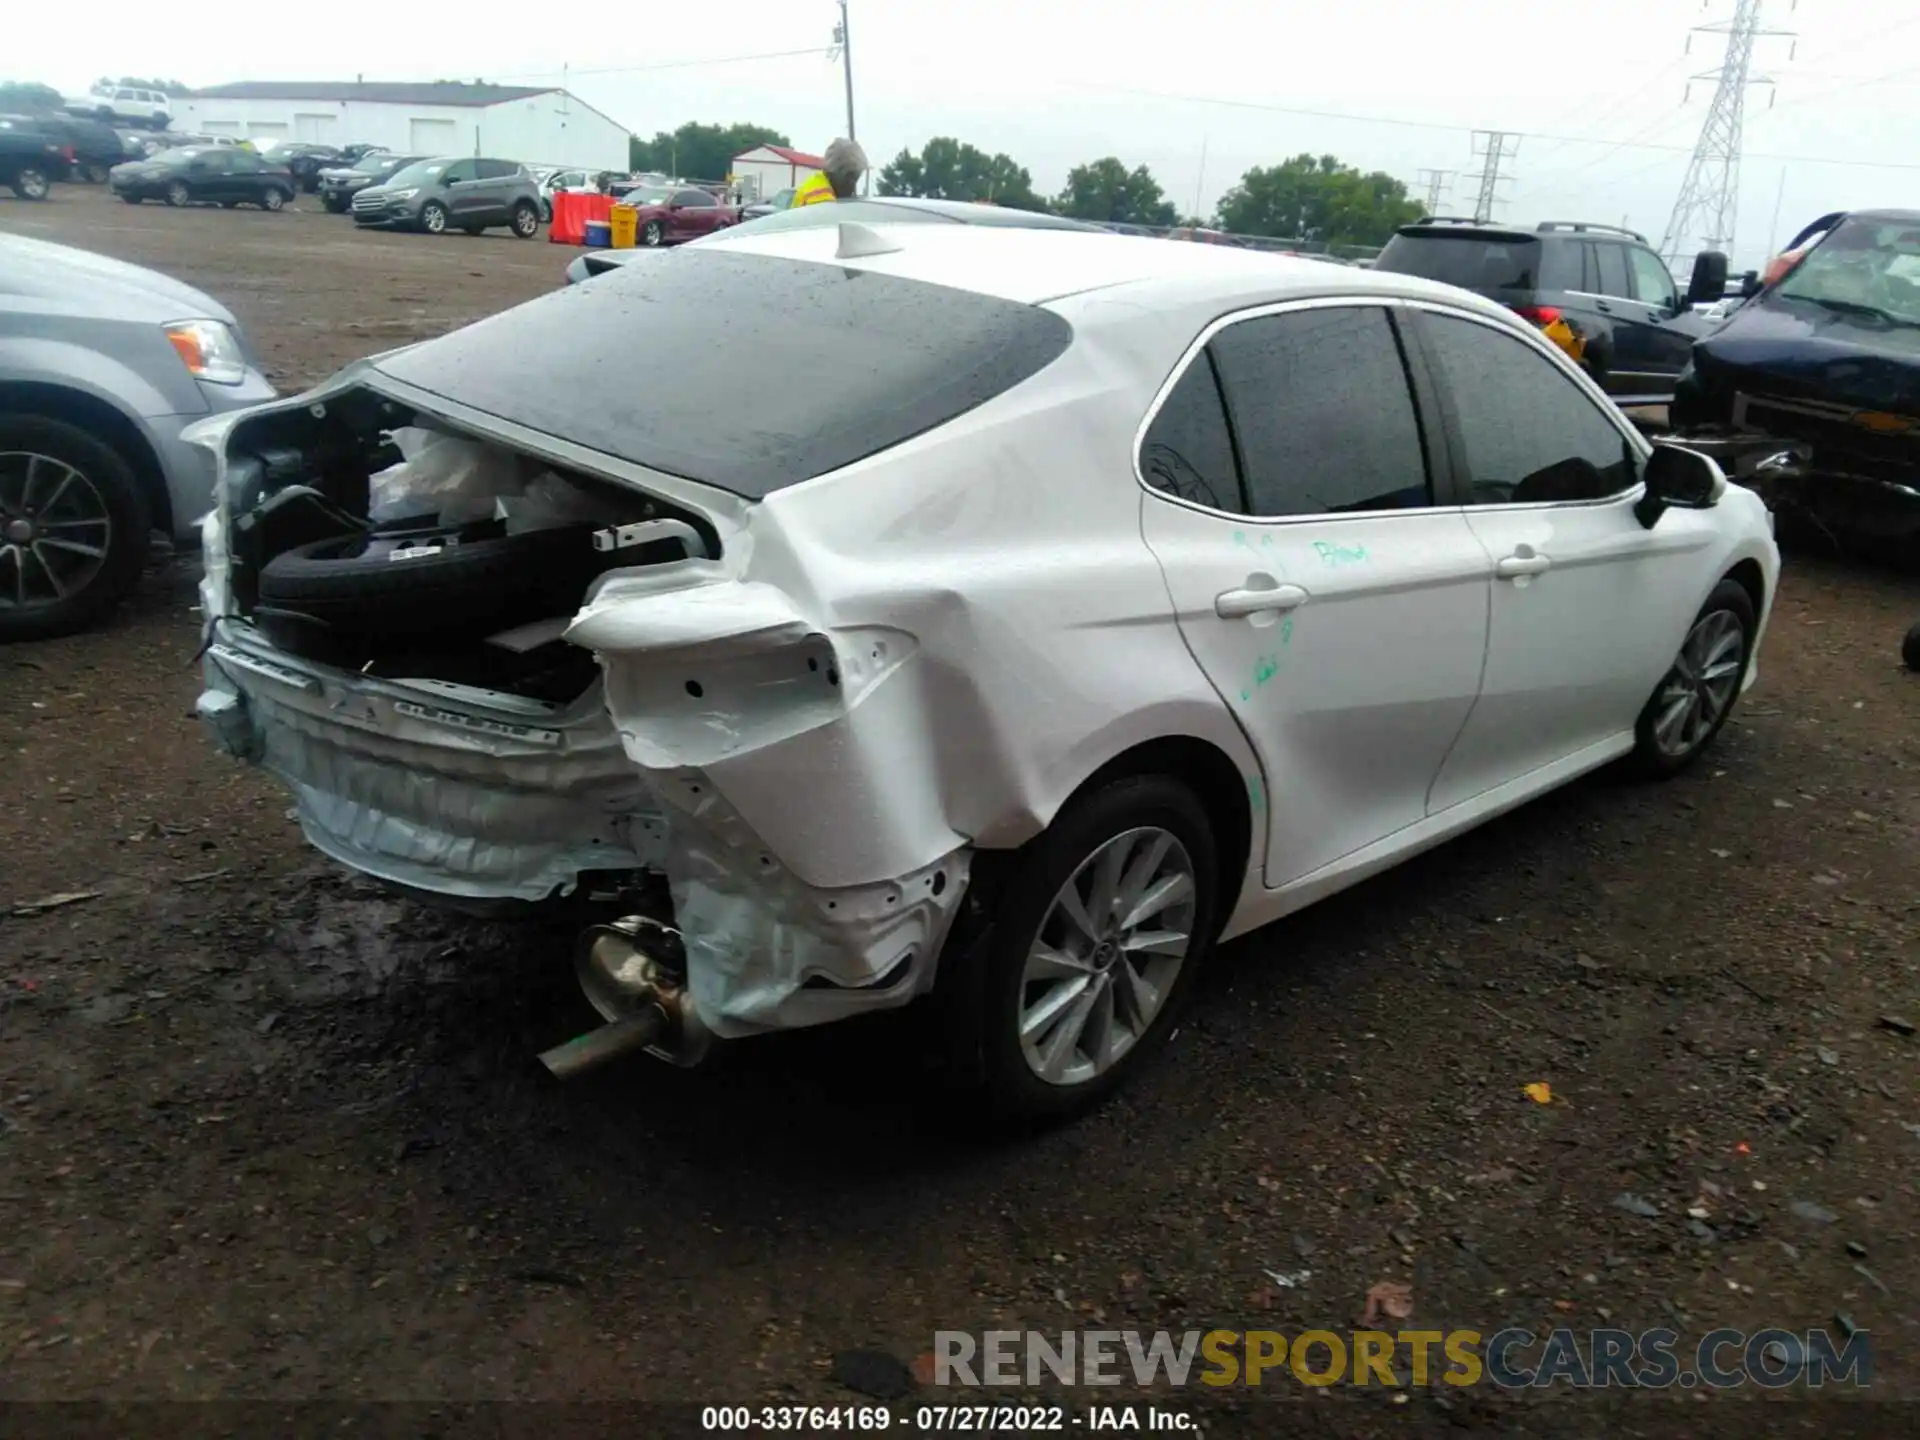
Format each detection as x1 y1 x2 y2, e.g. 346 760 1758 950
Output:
475 159 516 180
230 152 262 173
1422 314 1637 505
1538 241 1584 291
674 188 713 207
1594 244 1631 298
441 161 473 184
1626 248 1677 307
1207 307 1430 517
1140 353 1243 512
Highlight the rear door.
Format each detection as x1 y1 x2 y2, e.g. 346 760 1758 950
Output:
1407 304 1721 810
1612 244 1698 397
474 159 520 221
190 149 237 202
439 159 480 222
1138 300 1493 889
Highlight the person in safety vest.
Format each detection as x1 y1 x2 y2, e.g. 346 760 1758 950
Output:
790 137 868 207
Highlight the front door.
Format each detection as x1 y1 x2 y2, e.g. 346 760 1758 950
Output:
1407 305 1722 812
1138 301 1493 888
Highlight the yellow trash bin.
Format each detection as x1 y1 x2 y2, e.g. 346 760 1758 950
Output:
609 205 638 249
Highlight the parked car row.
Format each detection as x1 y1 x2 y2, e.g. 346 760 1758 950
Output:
112 145 297 210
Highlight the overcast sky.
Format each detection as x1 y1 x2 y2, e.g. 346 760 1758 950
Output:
24 0 1919 267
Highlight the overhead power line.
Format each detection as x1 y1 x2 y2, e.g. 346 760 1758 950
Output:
499 46 834 82
1059 78 1920 173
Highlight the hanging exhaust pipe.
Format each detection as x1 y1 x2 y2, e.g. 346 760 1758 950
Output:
538 916 711 1079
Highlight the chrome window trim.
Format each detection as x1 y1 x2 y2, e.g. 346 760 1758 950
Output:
1129 294 1461 527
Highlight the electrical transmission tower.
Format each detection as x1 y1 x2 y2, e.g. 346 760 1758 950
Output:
1467 132 1519 222
1659 0 1796 266
1416 168 1457 215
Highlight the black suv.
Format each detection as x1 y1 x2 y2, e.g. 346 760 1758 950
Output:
1374 219 1730 405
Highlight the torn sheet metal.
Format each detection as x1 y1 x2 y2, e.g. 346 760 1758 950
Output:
199 637 667 901
661 784 971 1038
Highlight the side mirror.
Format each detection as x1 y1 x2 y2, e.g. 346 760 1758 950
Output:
1685 249 1730 307
1635 443 1724 529
1739 270 1761 299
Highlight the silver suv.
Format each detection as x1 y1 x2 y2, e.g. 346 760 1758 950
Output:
351 156 542 238
0 234 275 640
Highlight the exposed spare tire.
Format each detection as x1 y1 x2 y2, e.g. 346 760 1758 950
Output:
255 521 681 640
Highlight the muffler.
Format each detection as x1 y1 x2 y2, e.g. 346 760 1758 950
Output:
538 916 711 1079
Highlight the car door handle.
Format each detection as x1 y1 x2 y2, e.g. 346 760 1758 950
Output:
1214 582 1309 619
1496 551 1553 579
1593 300 1614 314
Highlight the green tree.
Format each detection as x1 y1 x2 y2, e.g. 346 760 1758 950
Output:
0 82 64 113
877 137 1045 211
629 122 791 181
1213 153 1421 247
1053 157 1177 227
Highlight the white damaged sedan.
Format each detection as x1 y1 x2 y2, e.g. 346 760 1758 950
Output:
189 221 1779 1119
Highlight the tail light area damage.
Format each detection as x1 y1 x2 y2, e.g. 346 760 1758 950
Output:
187 375 974 1046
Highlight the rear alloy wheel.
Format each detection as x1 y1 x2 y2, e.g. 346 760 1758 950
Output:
0 416 152 642
952 773 1220 1124
11 166 50 201
419 201 447 235
641 219 665 247
1630 578 1755 777
262 187 287 211
511 202 538 238
1902 620 1920 672
164 180 190 207
83 163 111 185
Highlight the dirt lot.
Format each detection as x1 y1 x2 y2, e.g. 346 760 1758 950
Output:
2 185 1918 1436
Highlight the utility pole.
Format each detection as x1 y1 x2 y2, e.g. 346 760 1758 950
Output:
1467 133 1519 223
1416 168 1457 216
830 0 860 191
1660 0 1796 266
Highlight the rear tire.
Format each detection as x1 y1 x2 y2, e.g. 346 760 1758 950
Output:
510 201 539 238
164 180 190 207
322 194 346 214
1903 620 1920 673
11 166 50 201
262 187 287 211
0 415 153 642
941 774 1220 1126
83 163 111 185
1628 578 1756 778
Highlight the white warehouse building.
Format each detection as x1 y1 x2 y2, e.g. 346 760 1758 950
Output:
171 82 630 172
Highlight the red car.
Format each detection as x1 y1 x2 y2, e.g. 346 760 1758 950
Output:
618 184 738 247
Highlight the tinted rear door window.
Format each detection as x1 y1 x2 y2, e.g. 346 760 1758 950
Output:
1376 234 1541 290
1538 240 1587 292
475 159 518 181
1593 243 1631 298
1208 307 1431 517
1140 355 1243 512
377 249 1075 498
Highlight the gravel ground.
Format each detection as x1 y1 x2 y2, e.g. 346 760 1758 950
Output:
2 185 1918 1437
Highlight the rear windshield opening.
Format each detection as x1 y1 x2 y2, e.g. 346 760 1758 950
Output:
376 248 1076 499
1377 233 1541 291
